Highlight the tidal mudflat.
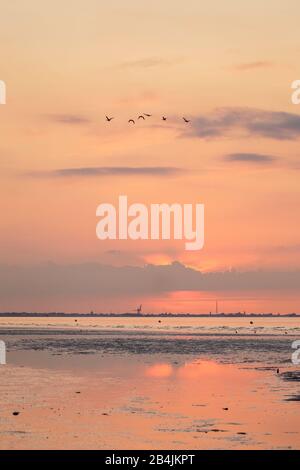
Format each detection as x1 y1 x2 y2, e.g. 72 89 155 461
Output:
0 317 299 449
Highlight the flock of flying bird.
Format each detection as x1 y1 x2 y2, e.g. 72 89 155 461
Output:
105 113 191 125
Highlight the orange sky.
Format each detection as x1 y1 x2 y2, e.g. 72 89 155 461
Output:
0 1 300 313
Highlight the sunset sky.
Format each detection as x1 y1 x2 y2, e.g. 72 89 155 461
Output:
0 0 300 313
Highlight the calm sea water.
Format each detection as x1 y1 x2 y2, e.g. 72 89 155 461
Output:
0 316 299 366
0 316 299 335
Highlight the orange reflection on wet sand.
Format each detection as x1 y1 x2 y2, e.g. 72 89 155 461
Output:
146 363 173 378
0 355 299 449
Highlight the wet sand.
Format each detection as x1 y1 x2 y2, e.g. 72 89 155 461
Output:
0 317 299 449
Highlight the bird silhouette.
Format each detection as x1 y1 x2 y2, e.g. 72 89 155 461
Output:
277 368 280 374
128 119 135 124
143 113 152 117
138 115 145 120
183 117 190 123
162 116 167 121
106 116 114 122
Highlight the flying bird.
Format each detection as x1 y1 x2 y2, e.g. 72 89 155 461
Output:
106 116 114 122
183 117 190 123
162 116 167 121
143 113 152 117
138 115 145 120
136 304 142 314
128 119 135 124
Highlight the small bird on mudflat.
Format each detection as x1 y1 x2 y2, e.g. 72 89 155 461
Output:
143 113 152 117
128 119 135 124
106 116 114 122
138 115 145 120
183 117 190 123
162 116 167 121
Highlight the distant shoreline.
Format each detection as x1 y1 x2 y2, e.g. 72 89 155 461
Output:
0 313 299 318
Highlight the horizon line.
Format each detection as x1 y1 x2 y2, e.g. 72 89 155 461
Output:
0 312 299 317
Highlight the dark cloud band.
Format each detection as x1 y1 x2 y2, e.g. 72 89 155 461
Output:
183 107 300 140
0 262 299 301
224 153 276 164
27 167 185 178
